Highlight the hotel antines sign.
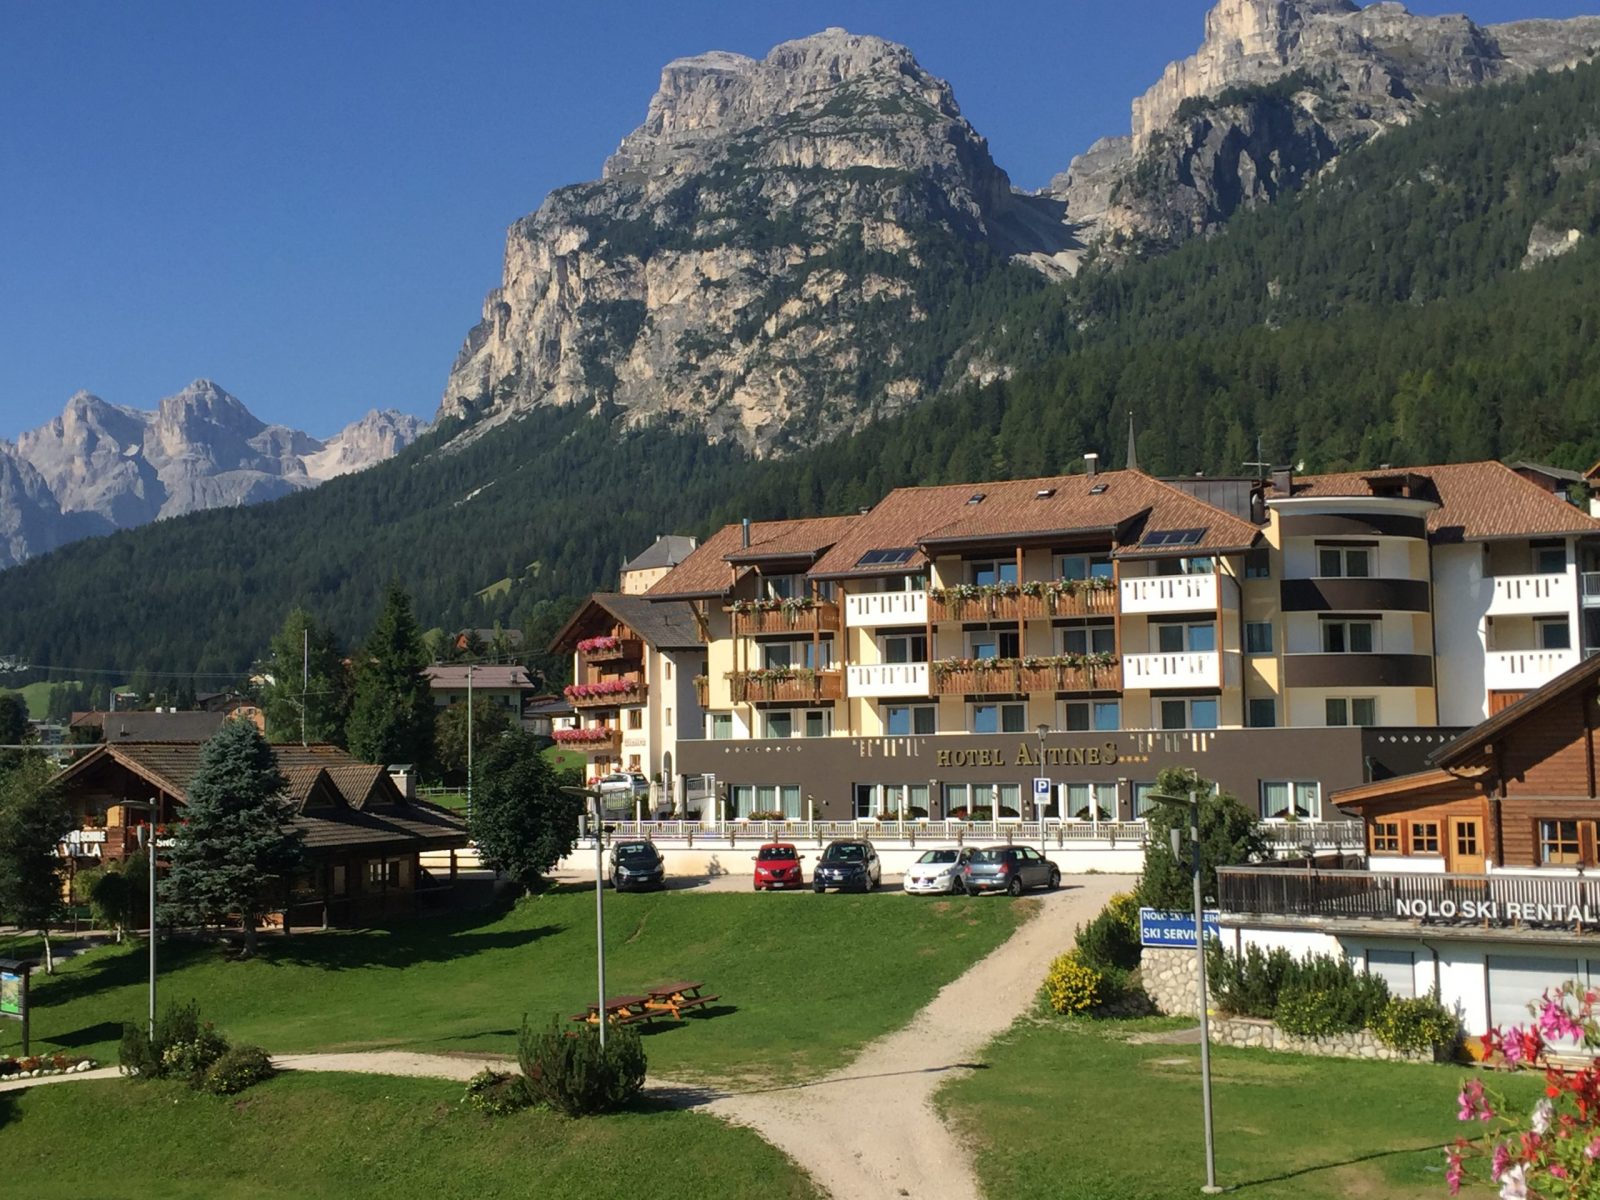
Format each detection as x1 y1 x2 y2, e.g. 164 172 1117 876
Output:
934 742 1121 769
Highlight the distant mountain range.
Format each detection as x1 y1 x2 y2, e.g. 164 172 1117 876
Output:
0 380 425 568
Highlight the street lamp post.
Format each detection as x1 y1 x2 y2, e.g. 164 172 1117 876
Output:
1146 786 1222 1196
560 785 608 1048
136 818 157 1043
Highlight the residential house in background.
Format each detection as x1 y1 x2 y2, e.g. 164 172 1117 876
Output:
423 664 540 730
619 534 698 595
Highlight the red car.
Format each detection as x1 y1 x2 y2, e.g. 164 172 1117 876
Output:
752 842 806 891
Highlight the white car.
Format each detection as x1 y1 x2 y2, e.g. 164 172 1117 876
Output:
904 847 974 895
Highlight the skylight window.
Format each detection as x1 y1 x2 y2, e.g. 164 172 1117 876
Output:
856 547 917 567
1142 528 1205 547
1089 483 1108 495
967 493 986 505
1035 488 1056 499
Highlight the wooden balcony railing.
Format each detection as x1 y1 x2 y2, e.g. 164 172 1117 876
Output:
932 658 1121 696
727 670 843 704
564 675 648 710
927 584 1117 623
579 638 642 666
728 599 842 638
550 727 622 754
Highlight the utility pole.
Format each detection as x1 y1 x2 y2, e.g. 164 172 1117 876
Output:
466 663 474 823
301 627 309 747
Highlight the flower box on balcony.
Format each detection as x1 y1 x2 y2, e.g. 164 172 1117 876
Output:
578 636 642 664
927 579 1115 623
727 597 842 637
727 669 843 703
563 676 648 709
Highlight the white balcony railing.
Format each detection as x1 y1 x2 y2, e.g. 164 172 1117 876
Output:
847 662 931 698
1122 651 1222 689
1485 648 1580 691
1119 574 1219 614
1487 572 1574 617
845 590 928 627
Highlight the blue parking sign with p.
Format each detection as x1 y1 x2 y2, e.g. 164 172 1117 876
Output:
1032 777 1051 800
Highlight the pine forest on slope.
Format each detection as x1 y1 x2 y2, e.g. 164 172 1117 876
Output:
3 56 1600 680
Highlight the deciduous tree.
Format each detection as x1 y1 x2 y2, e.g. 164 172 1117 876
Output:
0 755 72 971
434 695 512 779
469 732 580 892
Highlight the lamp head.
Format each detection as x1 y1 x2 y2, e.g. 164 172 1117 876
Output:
1036 723 1050 739
1143 790 1191 810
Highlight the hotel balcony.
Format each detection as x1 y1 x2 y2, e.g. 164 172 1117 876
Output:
927 583 1116 624
845 590 927 627
847 662 930 698
728 669 843 704
565 674 648 710
1119 574 1220 615
729 599 842 638
1281 653 1433 689
579 637 643 666
550 727 622 755
1484 648 1580 691
1486 573 1574 617
931 658 1122 696
1122 651 1222 690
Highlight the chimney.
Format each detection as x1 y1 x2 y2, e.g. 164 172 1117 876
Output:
741 517 751 548
1083 453 1099 477
1272 465 1294 496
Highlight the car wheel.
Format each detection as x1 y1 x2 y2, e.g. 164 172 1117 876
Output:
1048 868 1061 890
813 883 825 894
753 881 762 892
1007 876 1024 898
951 876 966 896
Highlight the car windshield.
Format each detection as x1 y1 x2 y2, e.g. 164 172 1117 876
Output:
917 850 959 864
824 844 866 862
616 843 654 858
969 849 1008 864
760 846 798 861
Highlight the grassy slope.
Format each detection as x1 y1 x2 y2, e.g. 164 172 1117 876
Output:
1 889 1025 1084
0 1072 821 1200
938 1016 1543 1200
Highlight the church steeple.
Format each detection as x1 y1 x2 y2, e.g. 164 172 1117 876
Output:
1125 411 1139 472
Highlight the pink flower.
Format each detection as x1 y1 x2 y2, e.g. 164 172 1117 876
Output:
1537 994 1585 1045
1445 1149 1464 1195
1492 1142 1512 1180
1586 1136 1600 1161
1460 1079 1496 1123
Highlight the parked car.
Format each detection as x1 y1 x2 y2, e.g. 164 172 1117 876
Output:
962 845 1060 896
812 840 881 893
904 847 974 895
607 840 665 891
596 771 651 805
751 842 806 891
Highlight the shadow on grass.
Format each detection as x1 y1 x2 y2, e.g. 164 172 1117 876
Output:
0 1090 17 1132
1232 1141 1452 1192
48 1021 123 1049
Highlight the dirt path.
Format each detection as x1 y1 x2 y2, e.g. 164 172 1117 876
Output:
700 876 1121 1200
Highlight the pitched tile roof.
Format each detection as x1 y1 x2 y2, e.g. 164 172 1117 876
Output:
1271 461 1600 542
548 592 703 653
811 470 1260 577
424 665 537 690
646 516 859 598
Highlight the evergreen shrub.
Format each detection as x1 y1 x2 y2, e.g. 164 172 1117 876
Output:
1371 994 1461 1054
518 1019 646 1117
1074 898 1143 972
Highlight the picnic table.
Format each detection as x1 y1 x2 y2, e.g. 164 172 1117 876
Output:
643 981 720 1020
568 994 656 1027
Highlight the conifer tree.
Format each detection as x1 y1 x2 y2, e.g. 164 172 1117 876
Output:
0 693 29 774
0 755 72 971
469 732 581 892
160 720 303 958
259 608 351 746
434 695 511 779
347 584 435 768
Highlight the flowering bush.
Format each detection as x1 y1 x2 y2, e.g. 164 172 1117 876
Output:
1044 951 1104 1014
1371 994 1460 1055
201 1045 275 1095
1448 981 1600 1197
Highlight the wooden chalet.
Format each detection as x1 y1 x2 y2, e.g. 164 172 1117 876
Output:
1334 652 1600 872
56 742 469 925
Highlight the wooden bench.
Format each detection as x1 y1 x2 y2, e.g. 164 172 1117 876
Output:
568 994 659 1026
644 981 722 1020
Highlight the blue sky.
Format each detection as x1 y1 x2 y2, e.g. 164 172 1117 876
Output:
2 1 1592 436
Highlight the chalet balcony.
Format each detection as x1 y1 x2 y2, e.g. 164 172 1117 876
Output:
550 727 622 755
1120 574 1220 615
1122 651 1222 690
931 657 1121 696
1487 573 1575 617
847 662 930 698
1485 647 1580 691
564 674 648 710
727 669 843 704
845 590 927 627
927 582 1117 623
728 599 842 637
693 675 709 708
577 636 643 666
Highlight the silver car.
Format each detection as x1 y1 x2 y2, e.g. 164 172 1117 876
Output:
962 845 1060 896
904 847 973 895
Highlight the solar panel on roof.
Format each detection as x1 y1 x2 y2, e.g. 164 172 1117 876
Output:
855 547 916 567
1142 528 1206 548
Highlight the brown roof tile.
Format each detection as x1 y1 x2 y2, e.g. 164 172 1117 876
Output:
646 516 858 598
1272 461 1600 542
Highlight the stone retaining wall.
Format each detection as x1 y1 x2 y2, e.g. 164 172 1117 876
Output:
1209 1016 1436 1063
1142 946 1202 1016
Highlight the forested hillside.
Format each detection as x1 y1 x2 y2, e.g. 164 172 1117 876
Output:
3 61 1599 680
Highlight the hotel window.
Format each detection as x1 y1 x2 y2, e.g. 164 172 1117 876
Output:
1325 697 1378 727
761 709 832 739
1534 543 1568 574
731 784 803 819
968 560 1018 587
1158 697 1218 730
762 640 834 670
1060 621 1115 656
709 713 734 740
1410 821 1441 854
1538 619 1573 651
1321 617 1376 653
967 627 1021 660
1057 554 1113 581
1247 698 1277 728
878 572 928 593
880 630 928 663
1154 621 1216 653
1318 544 1373 578
1066 782 1117 820
1244 548 1271 579
1132 782 1158 819
1062 700 1120 732
970 702 1027 734
1539 819 1592 866
665 707 672 727
884 704 936 736
942 782 1022 819
762 711 794 739
1154 556 1214 577
1371 821 1402 854
1245 622 1274 655
664 660 673 680
627 709 643 730
803 709 831 738
1261 781 1321 820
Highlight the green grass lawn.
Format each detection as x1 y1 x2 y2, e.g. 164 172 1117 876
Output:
938 1015 1544 1200
0 680 78 719
2 889 1025 1084
542 746 587 774
0 1072 820 1200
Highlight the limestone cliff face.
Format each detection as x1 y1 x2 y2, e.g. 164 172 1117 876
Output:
439 28 1070 454
2 382 425 568
1053 0 1600 250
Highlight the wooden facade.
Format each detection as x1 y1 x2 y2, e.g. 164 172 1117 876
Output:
1335 655 1600 872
